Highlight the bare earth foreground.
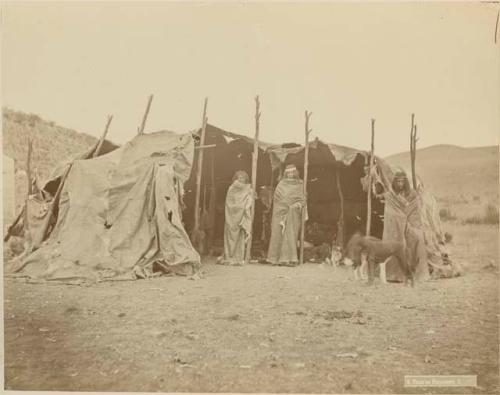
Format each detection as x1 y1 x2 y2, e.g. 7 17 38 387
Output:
4 224 499 394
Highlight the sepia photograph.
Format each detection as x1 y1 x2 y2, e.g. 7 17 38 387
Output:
1 1 499 393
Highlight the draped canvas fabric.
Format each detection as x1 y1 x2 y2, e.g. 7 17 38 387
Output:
383 189 430 282
222 180 253 264
7 131 200 282
267 178 306 264
418 185 463 278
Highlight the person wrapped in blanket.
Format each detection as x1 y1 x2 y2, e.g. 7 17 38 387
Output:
266 164 307 267
370 167 460 280
219 170 254 266
378 168 430 281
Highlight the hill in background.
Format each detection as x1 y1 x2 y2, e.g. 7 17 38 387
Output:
2 108 116 213
385 144 499 205
3 108 498 219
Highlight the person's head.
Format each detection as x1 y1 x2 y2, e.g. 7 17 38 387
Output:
284 164 299 179
392 170 408 193
416 175 424 193
232 170 249 184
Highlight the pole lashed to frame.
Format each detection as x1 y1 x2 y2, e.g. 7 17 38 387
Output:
410 116 418 190
193 97 208 233
366 119 375 236
245 96 261 263
138 94 154 135
93 115 113 158
23 137 33 249
299 111 312 265
495 10 499 44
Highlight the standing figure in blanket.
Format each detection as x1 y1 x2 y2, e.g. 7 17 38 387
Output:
220 170 254 266
266 164 307 267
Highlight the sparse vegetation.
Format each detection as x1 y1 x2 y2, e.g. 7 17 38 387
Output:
463 204 499 225
2 108 117 212
439 207 457 222
386 144 499 204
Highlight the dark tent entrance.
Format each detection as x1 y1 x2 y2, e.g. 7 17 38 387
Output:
182 124 384 258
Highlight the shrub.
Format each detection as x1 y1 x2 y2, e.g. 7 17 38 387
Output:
463 215 482 225
483 204 499 225
463 204 499 225
439 208 456 222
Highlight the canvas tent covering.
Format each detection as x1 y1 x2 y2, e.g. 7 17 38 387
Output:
7 131 200 282
6 122 452 282
182 124 451 278
183 125 386 255
3 155 16 226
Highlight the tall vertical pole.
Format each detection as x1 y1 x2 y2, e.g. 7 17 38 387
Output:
39 115 116 243
411 122 418 190
366 119 375 236
193 97 208 234
245 96 261 263
93 115 113 158
138 94 154 135
26 138 33 196
495 10 499 44
24 138 33 249
335 166 345 247
299 111 312 265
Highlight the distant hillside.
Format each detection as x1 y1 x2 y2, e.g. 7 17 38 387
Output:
385 144 499 203
2 108 117 213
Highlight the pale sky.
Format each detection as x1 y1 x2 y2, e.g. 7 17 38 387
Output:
2 1 499 156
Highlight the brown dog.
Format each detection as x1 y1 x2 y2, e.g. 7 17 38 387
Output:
344 232 414 287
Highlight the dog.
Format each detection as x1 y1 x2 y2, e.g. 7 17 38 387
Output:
343 254 369 280
329 245 343 267
344 232 414 286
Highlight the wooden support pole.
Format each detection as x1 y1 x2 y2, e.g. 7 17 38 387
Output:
138 94 153 135
193 97 208 234
409 113 415 188
26 138 33 197
335 165 345 247
245 96 261 263
495 10 499 44
23 138 33 249
38 115 115 243
411 122 418 190
299 111 312 265
206 146 217 251
194 144 216 150
366 119 375 236
3 207 25 242
93 115 113 158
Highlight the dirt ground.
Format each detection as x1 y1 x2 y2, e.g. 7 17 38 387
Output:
3 223 499 394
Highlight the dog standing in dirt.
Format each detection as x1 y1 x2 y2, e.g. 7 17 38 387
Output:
344 232 414 286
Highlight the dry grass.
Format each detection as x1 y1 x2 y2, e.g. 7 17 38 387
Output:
386 145 499 204
4 222 499 394
440 202 499 225
2 108 117 213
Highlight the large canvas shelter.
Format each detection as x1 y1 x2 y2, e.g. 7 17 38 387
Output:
7 131 200 283
182 124 451 279
183 124 387 254
6 122 452 283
